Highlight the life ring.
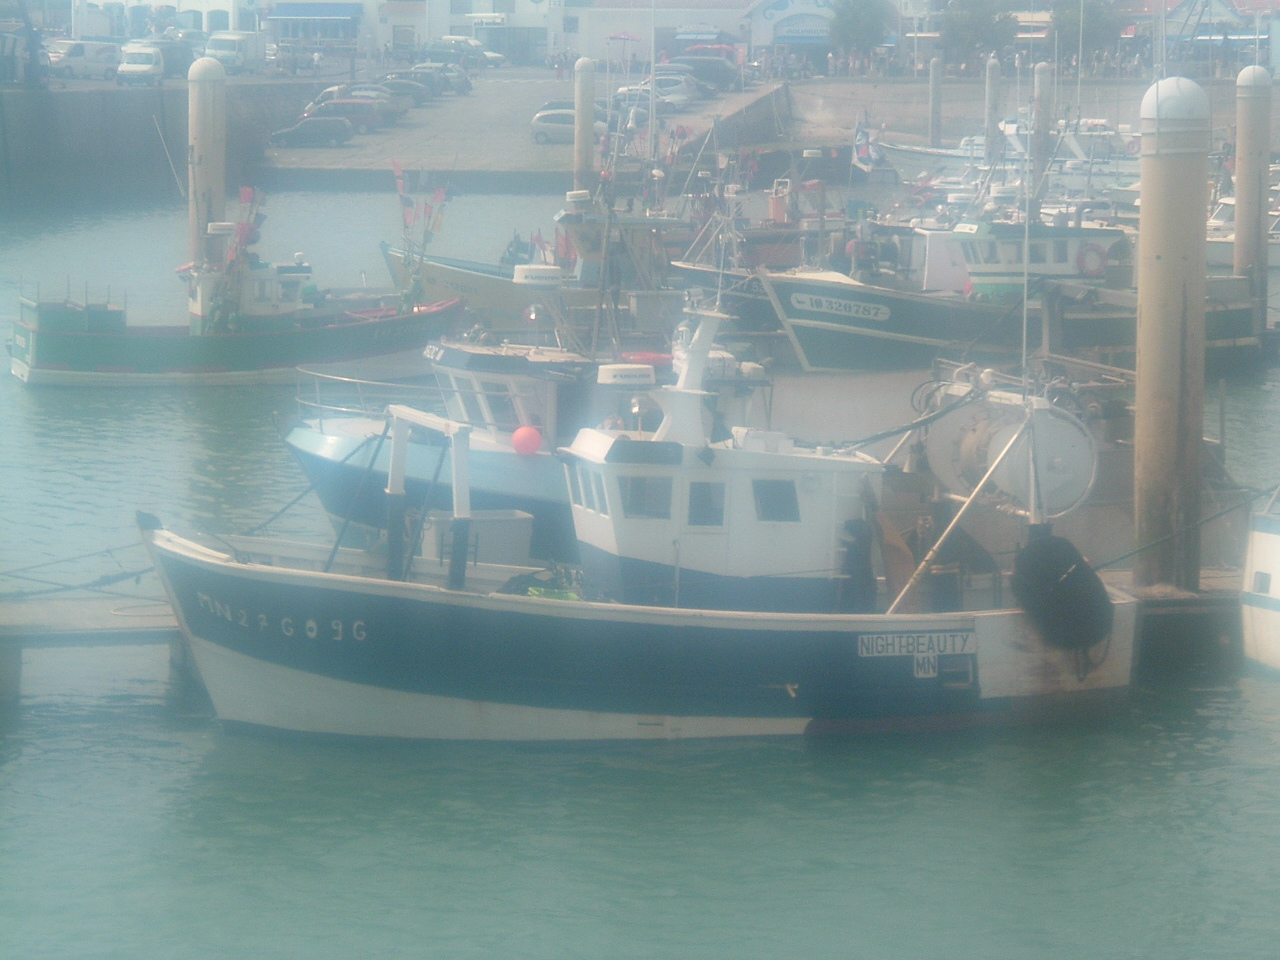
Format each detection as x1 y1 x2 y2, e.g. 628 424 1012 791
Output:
1126 136 1141 155
1077 243 1108 277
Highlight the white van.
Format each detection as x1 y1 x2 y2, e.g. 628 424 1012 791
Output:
116 44 164 86
46 40 121 80
204 31 267 74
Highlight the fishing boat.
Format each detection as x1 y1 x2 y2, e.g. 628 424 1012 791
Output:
878 118 1141 195
141 309 1137 740
282 324 762 561
381 189 688 333
8 182 466 386
1242 486 1280 671
9 287 466 387
672 215 1019 370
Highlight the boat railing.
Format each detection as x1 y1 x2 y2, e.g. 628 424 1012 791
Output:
294 365 445 423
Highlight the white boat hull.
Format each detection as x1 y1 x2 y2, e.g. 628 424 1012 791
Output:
1242 511 1280 670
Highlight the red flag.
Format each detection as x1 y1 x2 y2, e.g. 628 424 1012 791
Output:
433 187 446 204
391 159 403 180
422 202 433 222
239 186 254 205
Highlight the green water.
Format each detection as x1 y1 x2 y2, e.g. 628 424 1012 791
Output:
6 644 1280 959
4 194 1280 958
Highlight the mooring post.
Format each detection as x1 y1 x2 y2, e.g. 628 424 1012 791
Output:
574 57 597 192
1234 65 1271 341
1134 77 1210 590
187 57 226 270
928 58 942 148
984 56 1001 167
1030 62 1054 214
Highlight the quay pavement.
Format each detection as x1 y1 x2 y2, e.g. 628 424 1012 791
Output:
262 65 787 187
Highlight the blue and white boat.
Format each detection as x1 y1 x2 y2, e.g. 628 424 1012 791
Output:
141 311 1136 740
283 327 765 561
1242 488 1280 671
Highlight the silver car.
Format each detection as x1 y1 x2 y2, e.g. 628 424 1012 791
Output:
531 109 607 144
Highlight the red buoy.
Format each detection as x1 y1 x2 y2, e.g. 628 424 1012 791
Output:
511 426 542 456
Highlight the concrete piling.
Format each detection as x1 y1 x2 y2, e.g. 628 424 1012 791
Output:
1134 77 1211 590
187 57 227 268
1233 65 1271 340
984 57 1001 167
574 57 597 191
1031 62 1054 203
928 58 942 148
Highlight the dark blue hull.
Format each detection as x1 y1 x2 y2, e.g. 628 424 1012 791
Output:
143 523 1137 740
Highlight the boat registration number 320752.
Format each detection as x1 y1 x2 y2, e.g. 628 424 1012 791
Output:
789 292 891 323
858 631 974 679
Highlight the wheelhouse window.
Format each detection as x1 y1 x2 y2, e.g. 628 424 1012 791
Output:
566 464 582 506
1028 242 1046 264
1002 242 1023 265
981 242 999 265
687 481 725 526
1053 240 1069 264
455 376 485 427
618 475 672 519
752 479 800 522
577 466 596 511
479 380 519 431
592 473 609 516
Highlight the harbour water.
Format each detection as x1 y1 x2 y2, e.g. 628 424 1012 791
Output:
5 192 1280 958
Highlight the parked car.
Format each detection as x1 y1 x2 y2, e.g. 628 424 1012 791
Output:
138 37 193 77
299 99 385 134
373 77 433 106
440 35 504 67
421 45 475 70
538 98 609 118
613 88 676 116
116 43 164 86
531 109 607 144
414 62 471 95
650 69 715 98
169 29 208 56
381 68 443 97
306 84 409 119
270 116 355 147
636 74 699 106
46 40 120 80
670 55 744 92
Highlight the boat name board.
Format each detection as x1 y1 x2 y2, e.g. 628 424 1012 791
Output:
789 293 891 323
858 630 974 679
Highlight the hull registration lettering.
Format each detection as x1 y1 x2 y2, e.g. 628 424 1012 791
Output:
789 292 891 323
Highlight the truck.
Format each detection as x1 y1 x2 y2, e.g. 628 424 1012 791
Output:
203 31 267 74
